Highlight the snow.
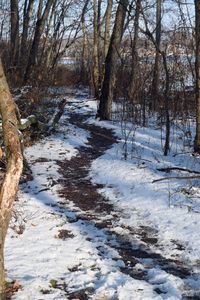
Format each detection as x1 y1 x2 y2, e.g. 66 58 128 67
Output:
89 119 200 262
5 89 200 299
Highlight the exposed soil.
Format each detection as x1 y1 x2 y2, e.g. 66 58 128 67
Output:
55 107 198 299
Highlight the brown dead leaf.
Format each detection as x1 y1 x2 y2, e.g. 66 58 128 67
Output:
6 280 22 298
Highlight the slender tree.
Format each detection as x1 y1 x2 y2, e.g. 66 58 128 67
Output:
80 0 90 85
151 0 162 110
24 0 56 82
10 0 19 66
128 0 141 99
92 0 100 98
104 0 113 59
97 0 128 120
142 7 170 155
20 0 35 71
194 0 200 152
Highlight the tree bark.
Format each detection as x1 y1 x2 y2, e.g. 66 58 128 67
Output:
10 0 19 66
128 0 141 99
80 0 90 85
194 0 200 152
92 0 100 98
24 0 55 82
104 0 113 59
0 59 23 298
20 0 35 71
97 0 128 120
151 0 162 110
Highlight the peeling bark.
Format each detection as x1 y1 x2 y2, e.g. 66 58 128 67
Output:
0 59 23 298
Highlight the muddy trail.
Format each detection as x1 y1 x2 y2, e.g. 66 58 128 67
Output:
54 104 199 299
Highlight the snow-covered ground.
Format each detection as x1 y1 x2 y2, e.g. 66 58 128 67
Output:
5 89 200 299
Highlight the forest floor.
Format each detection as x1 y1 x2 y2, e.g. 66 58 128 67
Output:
5 88 200 299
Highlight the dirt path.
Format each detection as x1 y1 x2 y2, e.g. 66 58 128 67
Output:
54 104 199 299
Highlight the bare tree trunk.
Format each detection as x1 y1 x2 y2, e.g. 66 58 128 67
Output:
194 0 200 152
104 0 113 59
0 58 23 298
162 52 170 156
92 0 100 98
80 0 90 85
97 0 128 120
128 0 141 99
20 0 35 71
142 6 170 155
24 0 55 82
151 0 161 110
39 0 57 66
10 0 19 66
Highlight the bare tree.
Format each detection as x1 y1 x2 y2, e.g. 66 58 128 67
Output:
194 0 200 152
151 0 162 110
97 0 129 120
92 0 101 98
142 7 170 155
10 0 19 66
20 0 35 71
104 0 113 59
0 58 23 299
24 0 56 82
128 0 141 99
80 0 90 85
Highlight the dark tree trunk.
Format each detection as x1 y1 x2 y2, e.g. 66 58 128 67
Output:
92 0 100 98
194 0 200 153
24 0 55 82
151 0 161 110
97 0 128 120
80 0 90 85
20 0 35 71
162 53 170 156
10 0 19 66
128 0 141 99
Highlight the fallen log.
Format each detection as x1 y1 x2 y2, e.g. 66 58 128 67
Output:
48 99 67 132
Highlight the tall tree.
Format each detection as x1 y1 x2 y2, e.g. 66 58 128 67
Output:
194 0 200 152
128 0 141 99
97 0 128 120
10 0 19 66
0 58 23 299
104 0 113 59
151 0 162 110
20 0 35 71
142 5 170 155
92 0 101 98
24 0 56 82
80 0 90 85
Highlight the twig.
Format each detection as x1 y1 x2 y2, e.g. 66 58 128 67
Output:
131 156 152 163
152 175 200 183
157 167 200 174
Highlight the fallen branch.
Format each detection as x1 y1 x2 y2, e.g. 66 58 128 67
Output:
48 99 67 132
131 156 152 163
157 167 200 174
152 175 200 183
